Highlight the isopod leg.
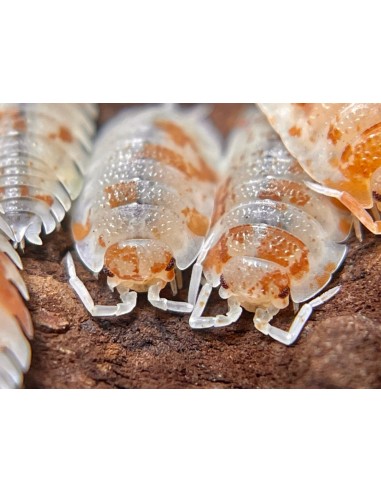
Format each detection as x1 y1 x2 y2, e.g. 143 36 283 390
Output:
148 282 193 313
189 283 243 329
305 181 381 236
256 286 341 346
65 252 137 316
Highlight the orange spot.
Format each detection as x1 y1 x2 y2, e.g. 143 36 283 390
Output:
256 227 309 279
339 218 351 235
72 215 91 241
139 143 217 182
58 126 73 143
156 120 197 148
98 235 106 247
258 180 310 207
35 194 53 206
13 118 27 132
104 181 138 208
19 185 29 197
288 126 302 137
0 253 33 338
315 262 336 288
182 207 209 236
48 126 73 143
151 262 167 274
327 125 342 145
341 145 352 164
105 244 140 280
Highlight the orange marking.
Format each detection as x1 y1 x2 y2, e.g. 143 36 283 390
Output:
258 180 310 207
341 145 352 164
19 185 29 197
104 181 138 208
48 126 73 143
13 118 27 132
315 262 336 288
288 126 302 137
256 227 309 279
139 143 217 182
98 235 106 247
72 215 91 241
58 126 73 143
182 207 209 236
0 253 33 338
156 120 197 148
105 244 140 280
327 125 342 145
35 194 53 206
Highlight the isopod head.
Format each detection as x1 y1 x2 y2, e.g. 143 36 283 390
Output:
104 239 176 293
219 257 290 312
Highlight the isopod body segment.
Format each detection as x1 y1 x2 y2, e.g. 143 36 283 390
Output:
259 103 381 236
189 108 350 345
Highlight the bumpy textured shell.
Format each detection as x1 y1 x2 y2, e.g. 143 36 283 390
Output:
259 103 381 208
0 103 98 244
202 108 349 306
0 103 98 388
0 232 32 388
72 106 220 278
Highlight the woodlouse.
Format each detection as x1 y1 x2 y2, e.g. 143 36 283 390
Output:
0 103 98 387
66 105 221 316
189 108 350 345
259 103 381 237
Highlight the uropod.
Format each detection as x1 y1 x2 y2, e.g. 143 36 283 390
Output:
259 103 381 238
66 105 221 316
189 108 351 345
0 103 98 387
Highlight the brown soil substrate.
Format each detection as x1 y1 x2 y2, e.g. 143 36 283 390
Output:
23 104 381 389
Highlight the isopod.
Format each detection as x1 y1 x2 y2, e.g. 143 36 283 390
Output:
259 103 381 237
189 108 350 345
66 105 221 316
0 103 98 387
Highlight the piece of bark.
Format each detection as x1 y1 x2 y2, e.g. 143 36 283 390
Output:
23 104 381 389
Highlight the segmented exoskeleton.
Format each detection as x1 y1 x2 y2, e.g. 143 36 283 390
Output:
259 103 381 237
66 105 221 316
189 108 351 345
0 103 98 387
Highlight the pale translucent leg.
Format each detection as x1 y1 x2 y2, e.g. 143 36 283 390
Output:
189 283 243 329
65 252 137 316
353 218 363 242
371 204 380 221
175 268 183 290
305 181 381 235
148 282 193 313
170 277 178 297
254 286 341 346
188 231 217 306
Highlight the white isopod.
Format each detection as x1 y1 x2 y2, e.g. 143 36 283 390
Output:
66 105 221 316
0 103 98 388
189 108 351 345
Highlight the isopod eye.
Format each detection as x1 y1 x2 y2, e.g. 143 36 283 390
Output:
165 257 176 271
102 266 114 277
278 286 290 299
372 191 381 202
220 274 229 289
